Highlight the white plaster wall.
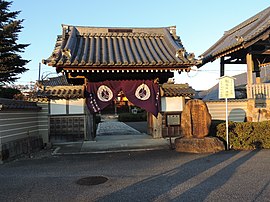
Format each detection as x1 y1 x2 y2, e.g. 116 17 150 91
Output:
69 99 84 114
161 97 184 112
50 99 66 115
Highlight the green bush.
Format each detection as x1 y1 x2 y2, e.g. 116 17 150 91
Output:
216 121 270 150
118 112 147 122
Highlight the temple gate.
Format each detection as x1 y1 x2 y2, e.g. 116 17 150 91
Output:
43 25 198 140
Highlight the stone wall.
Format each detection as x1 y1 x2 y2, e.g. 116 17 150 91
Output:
1 136 43 162
247 99 270 122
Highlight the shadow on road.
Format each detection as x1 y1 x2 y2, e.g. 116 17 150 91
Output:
97 150 259 202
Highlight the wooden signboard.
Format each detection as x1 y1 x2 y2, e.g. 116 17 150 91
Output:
218 76 235 99
218 75 235 150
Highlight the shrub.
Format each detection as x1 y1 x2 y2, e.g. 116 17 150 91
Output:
118 112 147 122
216 121 270 150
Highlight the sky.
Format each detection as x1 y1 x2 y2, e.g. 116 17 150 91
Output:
10 0 270 90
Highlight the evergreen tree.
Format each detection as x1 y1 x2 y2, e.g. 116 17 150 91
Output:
0 0 29 85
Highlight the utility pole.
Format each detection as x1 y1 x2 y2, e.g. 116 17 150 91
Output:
38 63 41 81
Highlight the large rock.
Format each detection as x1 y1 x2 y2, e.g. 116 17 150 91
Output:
175 137 225 153
181 99 212 138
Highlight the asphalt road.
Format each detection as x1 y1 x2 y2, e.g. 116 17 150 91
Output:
0 149 270 202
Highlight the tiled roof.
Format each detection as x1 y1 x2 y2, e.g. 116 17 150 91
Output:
161 83 195 97
43 25 197 71
36 86 84 99
200 6 270 64
0 98 41 111
37 75 70 87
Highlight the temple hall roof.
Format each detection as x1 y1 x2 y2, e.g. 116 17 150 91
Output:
43 25 197 72
200 6 270 66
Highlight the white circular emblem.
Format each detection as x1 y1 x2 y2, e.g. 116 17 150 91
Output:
97 85 113 102
135 84 151 101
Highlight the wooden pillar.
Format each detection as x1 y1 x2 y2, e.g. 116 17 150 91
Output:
246 53 254 86
147 112 153 136
246 53 256 122
220 57 225 77
151 113 163 138
83 77 96 140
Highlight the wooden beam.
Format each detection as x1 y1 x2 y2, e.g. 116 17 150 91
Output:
220 57 225 77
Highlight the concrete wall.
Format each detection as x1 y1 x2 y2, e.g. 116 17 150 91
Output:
37 102 49 144
0 107 45 162
206 100 248 122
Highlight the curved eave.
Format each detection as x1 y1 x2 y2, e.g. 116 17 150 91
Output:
200 43 244 66
44 62 198 74
59 66 196 74
44 58 197 69
200 29 270 66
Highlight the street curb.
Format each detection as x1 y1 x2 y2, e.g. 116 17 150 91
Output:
52 146 170 155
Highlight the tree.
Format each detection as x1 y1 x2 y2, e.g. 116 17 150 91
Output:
0 0 29 85
0 85 20 98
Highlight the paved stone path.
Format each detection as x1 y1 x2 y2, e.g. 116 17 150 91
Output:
97 119 142 136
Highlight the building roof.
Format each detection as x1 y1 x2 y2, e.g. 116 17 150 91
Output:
200 6 270 65
33 76 84 100
0 98 41 111
35 86 84 100
161 83 195 97
43 25 197 72
38 75 70 87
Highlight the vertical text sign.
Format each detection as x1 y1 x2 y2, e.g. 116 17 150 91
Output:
219 76 235 99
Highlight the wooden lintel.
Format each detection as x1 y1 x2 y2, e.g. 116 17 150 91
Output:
60 66 192 72
67 73 85 79
223 58 245 64
249 50 270 55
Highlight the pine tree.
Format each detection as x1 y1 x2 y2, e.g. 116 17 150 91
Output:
0 0 29 85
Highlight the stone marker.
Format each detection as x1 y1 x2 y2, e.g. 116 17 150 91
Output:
175 99 225 153
181 99 212 138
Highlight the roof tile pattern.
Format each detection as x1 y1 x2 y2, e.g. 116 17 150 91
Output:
0 98 41 110
36 86 84 99
201 6 270 64
161 83 195 97
44 25 196 70
38 75 70 87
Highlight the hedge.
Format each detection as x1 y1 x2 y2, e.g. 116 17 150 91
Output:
215 121 270 150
